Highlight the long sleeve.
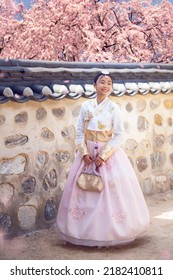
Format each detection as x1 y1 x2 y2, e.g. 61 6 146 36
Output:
99 105 124 161
76 103 88 157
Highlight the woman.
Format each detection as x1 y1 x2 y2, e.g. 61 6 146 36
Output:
57 72 150 247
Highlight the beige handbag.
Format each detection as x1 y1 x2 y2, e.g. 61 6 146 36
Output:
77 172 103 192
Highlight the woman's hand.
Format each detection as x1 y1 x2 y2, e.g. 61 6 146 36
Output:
95 156 104 167
83 154 93 165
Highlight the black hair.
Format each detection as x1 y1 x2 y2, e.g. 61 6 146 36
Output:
94 72 113 84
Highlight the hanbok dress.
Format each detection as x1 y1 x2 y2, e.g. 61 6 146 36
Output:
57 97 150 247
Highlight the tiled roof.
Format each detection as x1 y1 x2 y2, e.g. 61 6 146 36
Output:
0 59 173 103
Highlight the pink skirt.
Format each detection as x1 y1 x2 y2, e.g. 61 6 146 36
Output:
57 141 150 247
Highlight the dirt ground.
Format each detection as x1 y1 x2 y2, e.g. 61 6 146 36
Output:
0 191 173 260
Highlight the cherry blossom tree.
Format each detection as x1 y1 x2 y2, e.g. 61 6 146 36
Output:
0 0 173 63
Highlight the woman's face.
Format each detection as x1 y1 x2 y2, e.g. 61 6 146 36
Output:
94 75 113 97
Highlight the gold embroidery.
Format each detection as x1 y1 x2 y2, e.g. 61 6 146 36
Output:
85 129 112 142
97 120 106 130
77 142 88 157
99 143 115 161
84 99 109 123
84 110 93 122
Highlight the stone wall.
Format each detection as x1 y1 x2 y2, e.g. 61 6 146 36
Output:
0 93 173 235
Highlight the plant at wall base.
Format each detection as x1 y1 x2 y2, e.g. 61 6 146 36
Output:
0 0 173 63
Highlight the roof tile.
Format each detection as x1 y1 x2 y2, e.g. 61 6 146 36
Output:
0 59 173 103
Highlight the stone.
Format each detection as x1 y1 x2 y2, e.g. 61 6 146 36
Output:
21 176 36 194
43 169 57 191
0 183 14 204
163 99 173 109
18 205 37 230
140 139 151 150
168 134 173 145
36 151 49 169
55 151 70 163
154 114 163 126
125 139 138 150
137 116 149 131
41 128 55 141
143 178 153 194
4 134 28 147
170 154 173 164
168 172 173 189
167 117 173 126
25 197 38 208
136 157 148 172
0 115 5 125
154 134 165 147
155 175 168 192
0 155 27 175
150 99 160 110
44 197 57 221
126 103 133 112
150 152 166 169
36 107 47 120
136 100 146 112
14 111 28 124
0 213 12 233
72 105 81 117
52 107 65 118
61 126 75 141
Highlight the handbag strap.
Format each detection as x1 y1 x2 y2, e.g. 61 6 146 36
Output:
83 162 99 175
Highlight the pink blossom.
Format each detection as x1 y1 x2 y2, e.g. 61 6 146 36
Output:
112 210 127 223
0 0 173 63
69 207 85 220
